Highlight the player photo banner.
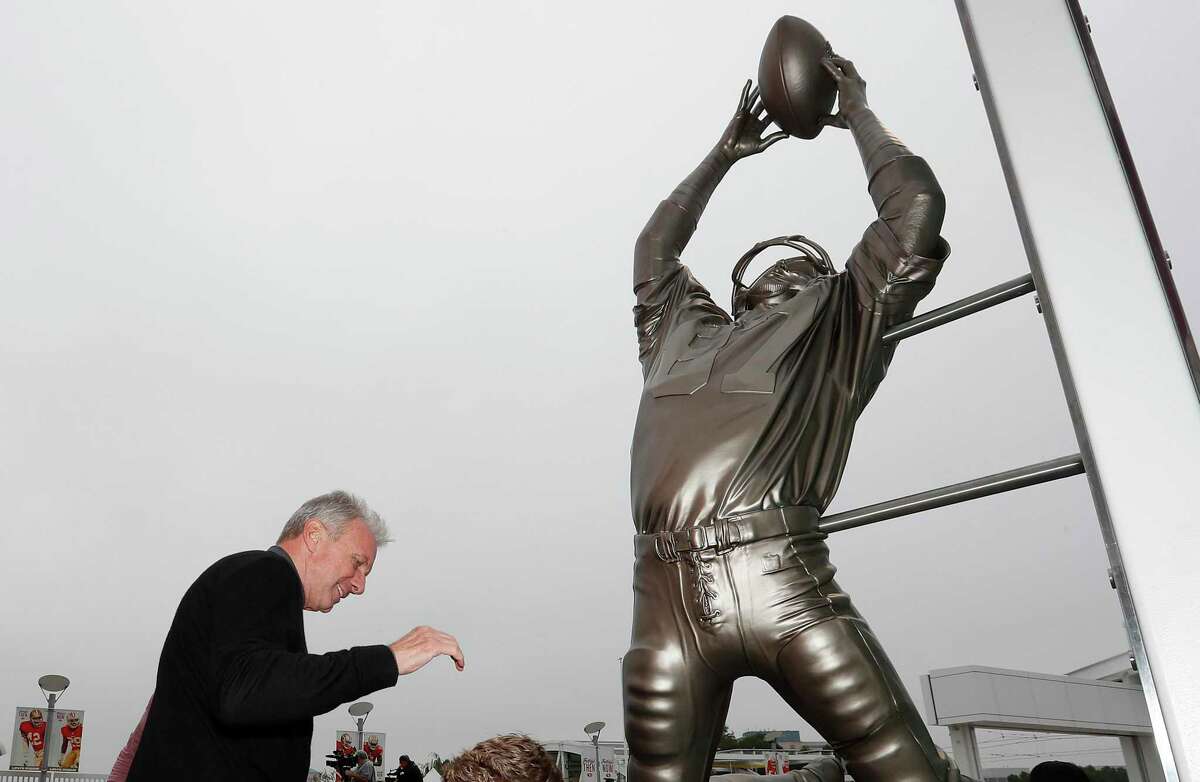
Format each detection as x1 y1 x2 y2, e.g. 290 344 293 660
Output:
10 706 49 771
331 731 385 777
361 732 386 771
333 730 359 764
49 708 85 772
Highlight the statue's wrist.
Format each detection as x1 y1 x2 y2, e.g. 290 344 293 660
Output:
843 104 873 126
713 144 738 167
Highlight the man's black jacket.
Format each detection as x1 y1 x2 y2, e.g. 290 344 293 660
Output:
397 763 425 782
128 550 399 780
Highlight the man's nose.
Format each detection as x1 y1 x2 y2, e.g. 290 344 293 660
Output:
349 573 366 595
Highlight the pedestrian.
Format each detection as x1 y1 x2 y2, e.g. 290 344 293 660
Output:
126 490 464 780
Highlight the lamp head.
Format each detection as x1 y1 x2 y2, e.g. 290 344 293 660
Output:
37 674 70 698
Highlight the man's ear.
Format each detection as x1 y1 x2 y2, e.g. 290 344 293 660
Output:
303 519 324 553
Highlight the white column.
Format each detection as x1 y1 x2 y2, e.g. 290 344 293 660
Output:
954 1 1200 779
948 726 983 781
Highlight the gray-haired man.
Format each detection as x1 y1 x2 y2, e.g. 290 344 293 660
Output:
349 750 379 782
127 490 463 782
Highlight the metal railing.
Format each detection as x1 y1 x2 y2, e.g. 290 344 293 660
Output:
819 273 1088 534
820 455 1085 534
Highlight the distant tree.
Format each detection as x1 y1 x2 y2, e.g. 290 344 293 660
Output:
1082 765 1127 782
718 726 738 750
735 732 769 750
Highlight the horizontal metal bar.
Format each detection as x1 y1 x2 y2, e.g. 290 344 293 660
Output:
882 273 1036 344
818 454 1084 534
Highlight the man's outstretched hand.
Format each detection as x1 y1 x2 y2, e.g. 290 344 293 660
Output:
818 55 869 130
390 625 465 674
717 80 788 163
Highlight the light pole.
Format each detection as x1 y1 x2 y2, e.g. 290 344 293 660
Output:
584 721 606 782
348 701 373 752
36 674 70 782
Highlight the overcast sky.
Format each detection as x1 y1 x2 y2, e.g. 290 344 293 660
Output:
2 0 1197 774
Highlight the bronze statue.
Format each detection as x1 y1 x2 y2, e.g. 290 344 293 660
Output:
623 43 957 782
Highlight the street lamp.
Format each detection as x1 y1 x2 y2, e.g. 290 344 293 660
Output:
584 721 606 782
348 701 373 751
36 674 70 782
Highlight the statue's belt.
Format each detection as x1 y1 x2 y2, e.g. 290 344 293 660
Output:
636 506 823 563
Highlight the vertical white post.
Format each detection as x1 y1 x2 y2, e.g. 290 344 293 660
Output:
953 1 1200 779
947 726 982 781
40 693 56 782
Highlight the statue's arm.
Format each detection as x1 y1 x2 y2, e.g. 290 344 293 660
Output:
634 80 785 296
822 56 946 256
633 82 787 369
632 151 729 303
820 57 951 409
631 152 727 371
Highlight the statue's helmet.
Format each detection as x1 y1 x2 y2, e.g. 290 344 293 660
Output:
731 235 834 316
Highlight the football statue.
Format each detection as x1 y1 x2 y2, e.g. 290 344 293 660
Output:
623 13 965 782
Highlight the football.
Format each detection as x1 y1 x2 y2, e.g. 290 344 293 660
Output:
757 16 837 139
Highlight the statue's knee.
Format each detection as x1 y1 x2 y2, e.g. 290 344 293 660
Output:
622 648 690 762
780 623 896 743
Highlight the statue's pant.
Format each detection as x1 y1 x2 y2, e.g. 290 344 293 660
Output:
623 529 951 782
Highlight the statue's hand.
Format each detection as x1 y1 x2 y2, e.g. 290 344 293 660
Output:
717 79 788 162
818 55 869 130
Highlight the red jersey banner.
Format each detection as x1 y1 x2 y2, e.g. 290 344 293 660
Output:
49 709 85 772
362 733 385 770
331 730 387 775
334 730 358 761
10 707 50 771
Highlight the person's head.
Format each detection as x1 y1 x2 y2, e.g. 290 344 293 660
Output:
356 750 370 764
66 712 80 727
276 490 391 613
29 710 43 724
341 733 352 743
367 736 379 747
443 735 563 782
399 755 411 768
1030 761 1090 782
731 235 834 317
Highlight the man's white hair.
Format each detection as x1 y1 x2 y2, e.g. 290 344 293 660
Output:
277 490 392 546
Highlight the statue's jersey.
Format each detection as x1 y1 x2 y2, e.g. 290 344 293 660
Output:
632 192 948 533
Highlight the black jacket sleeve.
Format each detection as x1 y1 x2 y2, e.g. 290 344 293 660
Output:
208 556 399 727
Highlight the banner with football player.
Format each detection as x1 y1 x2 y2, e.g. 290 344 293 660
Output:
333 730 358 763
10 707 50 770
49 709 85 771
331 731 386 778
361 732 385 770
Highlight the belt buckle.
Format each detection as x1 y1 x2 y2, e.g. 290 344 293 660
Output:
654 533 680 563
713 520 742 555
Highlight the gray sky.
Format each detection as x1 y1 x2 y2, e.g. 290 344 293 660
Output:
2 0 1196 773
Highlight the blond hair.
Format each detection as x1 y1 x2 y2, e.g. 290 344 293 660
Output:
443 735 563 782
